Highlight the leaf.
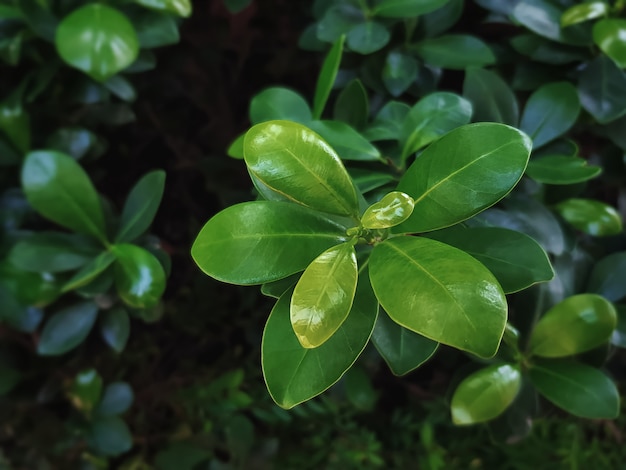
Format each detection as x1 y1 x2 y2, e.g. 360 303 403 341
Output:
611 305 626 348
102 76 136 102
400 92 472 161
588 252 626 302
313 35 344 120
88 416 133 457
364 101 410 141
554 198 622 237
421 0 464 38
451 364 521 425
16 0 58 41
511 34 589 65
529 360 619 419
8 232 95 272
192 202 349 285
63 252 116 292
463 67 519 126
249 87 312 125
133 10 179 48
344 366 378 411
290 243 358 348
561 1 608 27
333 79 369 130
222 0 252 14
382 51 418 97
134 0 192 17
95 382 134 416
0 93 31 153
55 4 139 81
69 369 103 414
578 55 626 123
244 121 359 217
227 133 245 159
372 0 449 18
395 123 532 233
21 151 107 243
425 226 554 294
371 309 438 376
112 244 166 309
308 120 381 161
361 191 415 229
262 275 378 409
46 127 100 160
37 302 98 356
261 273 301 299
520 82 580 149
529 294 617 358
593 19 626 69
526 155 601 185
369 237 507 358
100 307 131 353
346 21 390 54
414 35 495 69
348 169 396 194
116 170 166 243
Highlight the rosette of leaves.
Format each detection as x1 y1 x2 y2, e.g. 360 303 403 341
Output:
192 119 557 409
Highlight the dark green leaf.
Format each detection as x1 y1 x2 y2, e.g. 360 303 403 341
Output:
414 35 495 69
346 21 390 54
222 0 252 14
45 127 100 160
316 5 363 43
88 416 133 457
588 252 626 302
510 34 589 64
0 93 31 153
372 0 449 18
463 67 519 126
610 305 626 348
102 75 137 102
578 55 626 123
134 0 192 17
363 101 410 141
37 302 98 356
261 273 300 299
96 382 134 416
308 120 382 161
69 369 103 413
513 0 592 45
249 87 312 125
526 155 601 185
554 198 622 236
100 307 130 353
63 252 116 292
133 10 179 48
348 168 396 194
313 35 344 120
333 79 369 129
17 0 57 41
382 51 418 97
593 19 626 69
9 232 95 272
112 244 166 309
420 0 464 38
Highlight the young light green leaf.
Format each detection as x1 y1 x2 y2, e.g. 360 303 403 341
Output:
529 360 619 419
529 294 617 358
395 123 532 233
262 276 378 409
134 0 192 17
578 55 626 123
554 198 622 236
520 82 580 149
346 21 390 54
249 87 312 125
400 92 472 161
414 35 495 69
100 307 131 353
526 155 601 185
451 364 521 425
9 232 96 272
308 120 381 161
588 252 626 302
116 170 166 243
463 67 519 126
361 191 414 229
371 309 438 376
561 1 608 28
593 19 626 69
290 243 358 348
192 202 349 285
313 35 344 120
372 0 449 18
227 133 245 159
37 302 98 356
112 244 166 309
21 151 107 243
95 382 134 416
55 4 139 81
424 226 554 294
333 79 369 130
369 237 507 358
382 51 418 97
244 120 359 217
63 252 116 292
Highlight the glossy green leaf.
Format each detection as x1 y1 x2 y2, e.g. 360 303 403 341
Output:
313 35 344 120
262 276 378 409
421 0 464 37
529 360 619 419
88 416 133 456
135 0 192 17
451 364 521 425
463 67 519 126
55 4 139 81
382 51 418 97
588 252 626 302
425 227 554 293
291 243 358 348
511 34 589 65
21 151 107 242
346 21 390 54
372 0 449 18
362 191 415 229
364 101 410 141
554 198 622 236
369 237 507 358
308 120 381 161
249 87 312 125
578 55 626 123
529 294 617 358
95 382 134 416
112 244 165 309
561 1 608 27
116 170 166 243
192 202 349 285
593 19 626 69
100 307 131 353
70 369 103 414
9 232 95 272
0 261 60 308
400 92 472 161
37 302 98 356
526 155 601 185
333 79 369 130
371 309 438 376
395 123 532 233
261 273 301 299
414 35 495 69
63 252 116 292
133 10 179 48
244 121 359 217
348 169 396 194
227 133 245 159
520 82 580 149
316 5 363 43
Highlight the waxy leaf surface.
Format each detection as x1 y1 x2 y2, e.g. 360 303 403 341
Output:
578 55 626 123
361 191 414 229
414 35 495 69
555 198 622 236
249 87 312 125
38 302 98 356
593 19 626 69
526 155 601 184
313 35 344 119
112 244 166 309
117 170 166 242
